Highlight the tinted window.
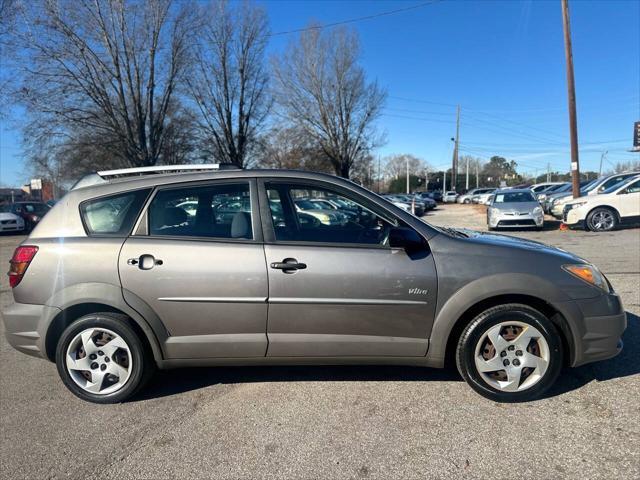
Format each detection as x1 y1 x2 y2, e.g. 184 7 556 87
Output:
81 190 150 235
266 183 393 245
493 192 536 203
149 183 252 239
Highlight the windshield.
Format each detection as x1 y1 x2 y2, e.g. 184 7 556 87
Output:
0 205 11 213
493 191 536 203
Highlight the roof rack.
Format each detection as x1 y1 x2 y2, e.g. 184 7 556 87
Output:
96 163 237 179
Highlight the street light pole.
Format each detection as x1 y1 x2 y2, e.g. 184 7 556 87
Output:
561 0 581 198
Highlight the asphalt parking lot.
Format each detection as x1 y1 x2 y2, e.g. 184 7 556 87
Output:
1 203 639 479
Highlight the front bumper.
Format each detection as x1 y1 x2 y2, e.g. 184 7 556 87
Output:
2 302 61 359
558 292 627 367
488 212 544 228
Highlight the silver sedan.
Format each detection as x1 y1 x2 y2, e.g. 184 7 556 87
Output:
487 189 544 230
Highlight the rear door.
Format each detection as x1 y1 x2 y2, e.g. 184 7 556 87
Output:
259 179 438 357
119 179 269 359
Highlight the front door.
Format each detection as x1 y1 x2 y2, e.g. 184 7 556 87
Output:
261 180 438 357
119 179 269 359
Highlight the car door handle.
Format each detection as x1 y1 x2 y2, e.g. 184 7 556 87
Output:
128 254 163 270
270 258 307 273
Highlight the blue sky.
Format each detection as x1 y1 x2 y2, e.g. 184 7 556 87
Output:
1 0 638 186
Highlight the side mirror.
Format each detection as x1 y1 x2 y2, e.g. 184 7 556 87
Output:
389 227 426 253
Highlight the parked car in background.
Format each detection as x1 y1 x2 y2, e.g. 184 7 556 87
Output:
0 207 26 233
2 165 626 404
487 189 544 230
543 181 592 213
472 189 496 205
563 176 640 231
294 199 350 225
382 195 421 215
457 188 485 204
530 182 564 194
3 202 50 232
387 195 426 216
535 183 569 203
550 172 640 218
442 191 458 203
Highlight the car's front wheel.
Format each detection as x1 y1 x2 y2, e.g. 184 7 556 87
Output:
456 304 563 402
586 207 617 232
55 313 154 403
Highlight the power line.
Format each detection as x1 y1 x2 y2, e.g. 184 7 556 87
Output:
267 0 445 38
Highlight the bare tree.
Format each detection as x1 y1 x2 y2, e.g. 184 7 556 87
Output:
16 0 194 168
255 126 332 173
384 153 429 179
188 0 270 168
272 25 386 179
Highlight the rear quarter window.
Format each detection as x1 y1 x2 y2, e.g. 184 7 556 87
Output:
80 189 150 236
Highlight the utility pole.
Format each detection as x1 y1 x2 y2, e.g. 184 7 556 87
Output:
465 156 470 191
424 167 429 192
598 150 607 177
561 0 581 198
406 157 410 193
443 170 447 192
547 163 551 182
451 105 460 191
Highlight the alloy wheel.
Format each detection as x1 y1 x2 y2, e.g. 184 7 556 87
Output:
474 321 550 392
65 327 133 395
589 210 614 231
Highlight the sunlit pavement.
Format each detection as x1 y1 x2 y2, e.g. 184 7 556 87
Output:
1 215 639 478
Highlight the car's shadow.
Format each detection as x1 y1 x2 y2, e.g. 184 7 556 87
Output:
134 312 639 402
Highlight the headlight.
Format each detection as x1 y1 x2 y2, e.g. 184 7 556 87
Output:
533 206 542 215
565 201 587 211
538 194 547 201
563 264 610 292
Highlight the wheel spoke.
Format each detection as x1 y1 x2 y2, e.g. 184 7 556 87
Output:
475 354 504 373
521 352 548 372
501 368 522 392
513 325 540 346
66 353 91 372
106 361 129 381
485 324 509 352
86 371 106 393
102 336 129 357
80 329 98 356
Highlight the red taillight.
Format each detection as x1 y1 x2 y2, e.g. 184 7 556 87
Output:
8 245 38 288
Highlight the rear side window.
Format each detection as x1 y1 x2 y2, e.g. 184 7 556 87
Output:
80 190 150 236
148 182 252 240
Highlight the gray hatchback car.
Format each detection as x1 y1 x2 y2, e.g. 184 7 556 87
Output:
2 166 627 403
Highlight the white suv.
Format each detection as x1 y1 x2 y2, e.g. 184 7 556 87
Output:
563 176 640 231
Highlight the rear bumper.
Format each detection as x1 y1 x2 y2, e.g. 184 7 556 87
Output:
1 302 60 359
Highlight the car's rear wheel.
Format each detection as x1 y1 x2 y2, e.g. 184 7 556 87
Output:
586 207 617 232
55 313 154 403
456 304 563 402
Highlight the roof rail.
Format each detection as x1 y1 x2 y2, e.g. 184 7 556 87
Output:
96 163 236 179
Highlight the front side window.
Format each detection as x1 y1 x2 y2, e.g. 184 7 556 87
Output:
622 179 640 194
148 183 252 239
266 183 393 245
81 190 150 235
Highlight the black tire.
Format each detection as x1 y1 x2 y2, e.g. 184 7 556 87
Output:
456 304 563 402
55 313 155 404
586 207 618 232
463 198 471 204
